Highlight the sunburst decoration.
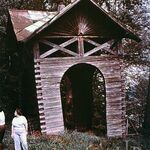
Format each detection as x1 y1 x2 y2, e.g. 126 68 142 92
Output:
48 12 96 36
78 16 93 35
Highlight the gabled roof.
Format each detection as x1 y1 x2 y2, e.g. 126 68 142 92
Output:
8 9 58 41
8 0 141 42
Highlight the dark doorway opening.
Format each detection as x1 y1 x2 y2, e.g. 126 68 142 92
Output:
60 63 106 135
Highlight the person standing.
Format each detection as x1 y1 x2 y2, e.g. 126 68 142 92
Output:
11 108 28 150
0 107 5 150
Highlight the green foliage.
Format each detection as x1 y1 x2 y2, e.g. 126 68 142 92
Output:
3 130 150 150
92 70 106 135
124 65 149 134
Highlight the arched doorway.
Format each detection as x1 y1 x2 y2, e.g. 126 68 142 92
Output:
60 63 106 135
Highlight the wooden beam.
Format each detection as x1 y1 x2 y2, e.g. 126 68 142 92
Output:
43 35 100 38
78 36 84 56
33 41 40 59
84 42 110 56
40 37 77 58
40 38 78 58
84 38 116 55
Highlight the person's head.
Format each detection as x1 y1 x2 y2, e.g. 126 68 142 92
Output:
14 108 22 116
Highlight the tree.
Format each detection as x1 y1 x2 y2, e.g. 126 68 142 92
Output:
143 73 150 136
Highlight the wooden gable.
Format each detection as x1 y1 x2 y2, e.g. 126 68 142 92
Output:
40 0 132 39
8 0 140 42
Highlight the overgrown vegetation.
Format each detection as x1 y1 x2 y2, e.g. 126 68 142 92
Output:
3 130 150 150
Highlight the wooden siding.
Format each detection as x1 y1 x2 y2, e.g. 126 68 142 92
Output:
34 55 126 137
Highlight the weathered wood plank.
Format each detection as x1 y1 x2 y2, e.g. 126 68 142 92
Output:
39 59 120 65
78 36 84 56
84 40 113 56
84 38 115 55
33 41 40 59
40 37 77 58
46 121 64 127
34 55 120 63
40 39 78 57
46 126 64 134
43 35 100 38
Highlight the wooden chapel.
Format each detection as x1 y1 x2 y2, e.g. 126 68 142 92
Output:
7 0 141 137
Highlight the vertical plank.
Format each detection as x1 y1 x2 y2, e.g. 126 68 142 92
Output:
33 41 40 59
78 36 84 56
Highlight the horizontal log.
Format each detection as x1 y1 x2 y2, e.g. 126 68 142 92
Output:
107 100 122 104
39 72 121 79
44 101 62 108
107 120 124 126
39 79 60 85
46 126 64 134
40 74 63 78
40 67 67 73
44 106 62 112
36 89 43 94
46 121 64 128
34 70 41 73
45 117 63 124
38 70 121 79
34 55 120 63
107 114 123 120
40 126 46 131
39 109 45 113
106 91 124 97
39 119 46 123
105 79 124 84
40 77 62 82
42 90 60 96
39 61 121 68
45 113 63 119
106 111 123 116
38 105 44 110
43 35 100 38
107 131 123 136
37 62 121 71
106 83 122 89
42 93 61 98
35 80 42 84
106 87 122 93
37 84 60 90
45 110 62 116
37 95 43 99
42 96 61 101
37 103 44 107
107 98 123 102
107 106 123 110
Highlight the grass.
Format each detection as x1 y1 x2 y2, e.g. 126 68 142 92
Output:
2 129 150 150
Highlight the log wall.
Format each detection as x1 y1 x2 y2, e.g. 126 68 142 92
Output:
34 55 126 137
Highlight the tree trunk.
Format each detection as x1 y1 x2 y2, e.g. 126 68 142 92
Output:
143 73 150 136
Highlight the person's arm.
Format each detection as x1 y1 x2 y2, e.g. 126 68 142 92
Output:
24 116 28 133
11 121 14 138
3 111 5 125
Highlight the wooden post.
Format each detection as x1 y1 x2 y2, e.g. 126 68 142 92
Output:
78 36 84 57
33 41 40 59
